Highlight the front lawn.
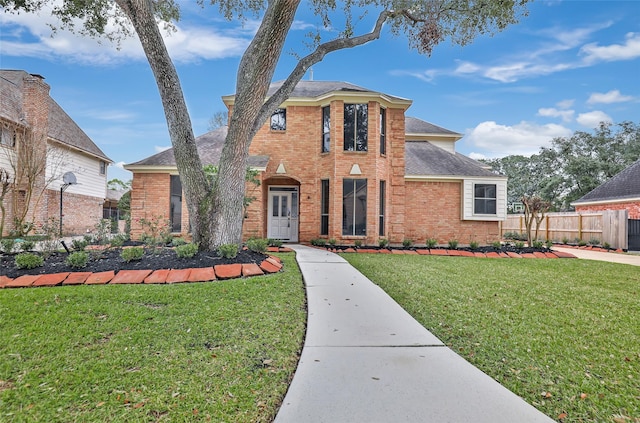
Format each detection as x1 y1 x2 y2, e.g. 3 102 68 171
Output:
0 254 305 422
345 254 640 423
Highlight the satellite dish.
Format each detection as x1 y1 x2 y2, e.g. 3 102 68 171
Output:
62 172 77 185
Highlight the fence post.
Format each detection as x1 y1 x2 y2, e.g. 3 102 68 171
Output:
578 214 583 241
545 215 550 241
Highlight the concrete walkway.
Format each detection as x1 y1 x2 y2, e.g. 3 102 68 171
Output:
274 244 554 423
552 246 640 266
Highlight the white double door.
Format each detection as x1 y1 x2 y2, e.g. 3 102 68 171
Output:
267 186 299 242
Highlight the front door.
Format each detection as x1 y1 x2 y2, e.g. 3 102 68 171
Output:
267 186 299 242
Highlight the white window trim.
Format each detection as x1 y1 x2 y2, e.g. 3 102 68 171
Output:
462 179 507 221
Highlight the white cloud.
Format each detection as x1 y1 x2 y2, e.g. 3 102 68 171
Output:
581 32 640 63
556 99 575 109
465 121 572 157
587 89 635 104
576 111 612 128
537 107 574 122
114 161 127 169
154 145 172 153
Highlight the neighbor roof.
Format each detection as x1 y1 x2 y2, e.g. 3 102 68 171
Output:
573 159 640 204
0 70 111 162
125 126 269 169
405 141 500 178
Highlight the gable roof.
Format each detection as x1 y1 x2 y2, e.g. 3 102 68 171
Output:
405 141 501 178
125 126 269 170
405 116 461 137
572 159 640 204
0 70 111 162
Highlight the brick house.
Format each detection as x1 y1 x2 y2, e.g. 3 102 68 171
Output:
0 70 112 236
125 81 507 246
572 158 640 219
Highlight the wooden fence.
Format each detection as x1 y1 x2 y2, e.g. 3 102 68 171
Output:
499 210 629 250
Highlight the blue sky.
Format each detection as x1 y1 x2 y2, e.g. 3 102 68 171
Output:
1 0 639 183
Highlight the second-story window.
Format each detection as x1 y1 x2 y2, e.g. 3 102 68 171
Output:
380 108 386 155
344 104 367 151
99 161 106 175
270 108 286 131
322 106 330 153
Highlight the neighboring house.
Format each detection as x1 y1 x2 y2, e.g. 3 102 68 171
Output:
0 70 112 236
572 158 640 219
125 81 506 245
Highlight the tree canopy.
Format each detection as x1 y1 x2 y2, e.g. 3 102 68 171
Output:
2 0 532 249
483 121 640 211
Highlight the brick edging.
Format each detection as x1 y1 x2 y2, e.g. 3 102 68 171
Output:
316 246 578 260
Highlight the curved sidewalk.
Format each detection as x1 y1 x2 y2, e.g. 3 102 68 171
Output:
552 246 640 266
275 244 553 423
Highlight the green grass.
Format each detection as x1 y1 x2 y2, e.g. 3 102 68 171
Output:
345 254 640 423
0 254 305 423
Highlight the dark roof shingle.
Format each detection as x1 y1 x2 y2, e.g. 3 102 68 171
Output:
573 159 640 204
405 141 499 178
405 116 461 136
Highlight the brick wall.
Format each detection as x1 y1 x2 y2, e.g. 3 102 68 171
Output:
45 189 103 235
576 202 640 219
129 173 171 239
405 181 500 245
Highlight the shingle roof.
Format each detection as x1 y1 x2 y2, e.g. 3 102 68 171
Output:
573 159 640 204
0 70 111 162
405 116 461 136
405 141 499 178
264 80 410 102
127 126 269 168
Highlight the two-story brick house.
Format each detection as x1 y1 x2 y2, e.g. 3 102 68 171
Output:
125 81 507 246
0 70 112 236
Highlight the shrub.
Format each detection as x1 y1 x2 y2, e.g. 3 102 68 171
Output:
378 238 389 248
515 241 525 249
562 237 570 245
109 235 126 248
217 243 238 259
171 237 187 247
1 238 16 254
588 238 601 246
402 239 414 248
603 242 611 250
469 241 479 250
448 239 459 249
268 238 283 248
532 240 544 249
246 238 269 254
72 239 88 251
426 238 438 248
491 241 502 249
175 243 199 259
545 240 553 249
120 246 144 262
310 238 326 247
15 253 44 269
66 251 89 269
328 238 337 247
577 239 588 247
20 240 35 252
354 240 362 248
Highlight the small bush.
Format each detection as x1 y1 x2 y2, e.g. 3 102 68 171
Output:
310 238 326 247
328 238 337 247
171 237 187 247
588 238 601 246
378 238 389 248
491 241 502 249
603 242 611 250
426 238 438 248
246 238 269 254
448 239 459 249
562 237 570 245
515 241 525 249
218 243 238 259
175 243 199 259
72 238 88 251
545 240 553 249
268 238 283 248
1 238 16 253
402 239 414 248
354 240 362 248
15 253 44 269
20 240 35 252
532 240 544 249
577 239 588 247
109 235 126 248
469 241 479 250
66 251 89 269
120 246 144 262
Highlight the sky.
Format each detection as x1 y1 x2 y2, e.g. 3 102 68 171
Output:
1 0 639 183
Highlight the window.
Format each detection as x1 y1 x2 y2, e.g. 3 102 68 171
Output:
380 108 386 155
343 104 368 151
1 126 16 147
342 179 367 236
170 175 182 232
322 106 330 153
474 184 497 215
99 161 106 175
379 180 386 236
320 179 329 235
270 108 286 131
